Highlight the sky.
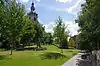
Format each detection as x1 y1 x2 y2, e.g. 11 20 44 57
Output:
17 0 85 36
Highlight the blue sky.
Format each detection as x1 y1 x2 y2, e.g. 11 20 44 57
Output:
17 0 85 36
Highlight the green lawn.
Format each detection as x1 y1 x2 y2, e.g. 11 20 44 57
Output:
0 45 78 66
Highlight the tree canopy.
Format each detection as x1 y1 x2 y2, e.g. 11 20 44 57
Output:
76 0 100 51
0 0 48 54
53 17 69 49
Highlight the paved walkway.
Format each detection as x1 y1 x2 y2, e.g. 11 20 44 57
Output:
62 54 80 66
62 53 93 66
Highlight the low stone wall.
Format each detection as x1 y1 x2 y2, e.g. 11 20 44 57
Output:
92 50 100 66
96 50 100 66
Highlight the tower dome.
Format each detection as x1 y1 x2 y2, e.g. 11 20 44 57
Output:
27 2 38 22
31 2 35 12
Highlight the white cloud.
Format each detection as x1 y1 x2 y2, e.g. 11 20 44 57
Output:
44 20 80 36
44 22 55 33
56 8 68 12
56 0 85 18
16 0 18 3
64 21 80 36
36 0 40 2
26 8 30 12
38 18 44 24
56 0 72 3
20 0 29 3
67 0 84 17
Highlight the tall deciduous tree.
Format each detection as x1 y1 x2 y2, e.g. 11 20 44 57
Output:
0 0 26 54
76 0 100 51
33 22 44 48
43 32 53 45
53 17 68 50
68 38 75 49
20 16 36 47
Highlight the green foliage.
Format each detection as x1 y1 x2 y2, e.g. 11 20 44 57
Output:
0 1 26 49
33 22 45 48
76 0 100 51
0 0 5 5
20 16 36 46
0 1 39 50
0 45 78 66
68 38 75 49
0 0 49 50
40 52 66 60
43 32 53 45
53 16 68 48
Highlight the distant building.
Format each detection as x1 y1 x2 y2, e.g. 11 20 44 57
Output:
71 35 78 49
27 3 38 22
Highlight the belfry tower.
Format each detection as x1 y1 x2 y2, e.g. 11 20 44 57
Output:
28 2 38 22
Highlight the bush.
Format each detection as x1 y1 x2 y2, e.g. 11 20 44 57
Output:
40 52 66 60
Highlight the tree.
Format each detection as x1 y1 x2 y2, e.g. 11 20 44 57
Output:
76 0 100 51
33 22 44 48
53 16 69 50
20 16 36 48
0 0 4 48
0 0 47 51
43 32 53 45
47 33 53 44
0 0 26 55
0 0 4 5
68 37 75 49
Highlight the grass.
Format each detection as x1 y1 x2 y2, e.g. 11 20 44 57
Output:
0 45 78 66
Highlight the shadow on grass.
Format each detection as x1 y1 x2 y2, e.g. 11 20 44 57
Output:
0 56 6 60
72 52 78 56
0 54 11 60
40 52 66 60
68 50 73 52
16 47 47 51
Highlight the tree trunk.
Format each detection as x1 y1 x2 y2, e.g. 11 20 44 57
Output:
60 49 63 53
10 44 13 55
97 42 99 50
38 43 41 48
37 43 41 48
10 41 14 55
10 49 12 55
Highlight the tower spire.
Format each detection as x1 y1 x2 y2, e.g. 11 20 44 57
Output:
32 0 35 3
31 2 35 12
28 1 38 22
